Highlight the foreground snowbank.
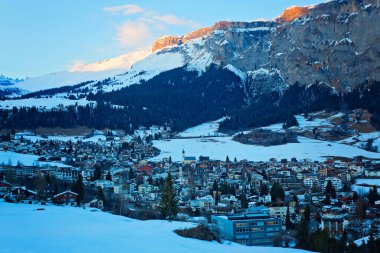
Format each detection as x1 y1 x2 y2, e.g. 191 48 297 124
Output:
0 202 310 253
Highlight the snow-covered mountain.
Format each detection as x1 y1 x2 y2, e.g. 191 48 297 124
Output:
13 0 379 96
1 0 379 135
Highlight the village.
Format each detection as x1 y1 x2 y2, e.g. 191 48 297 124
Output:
0 128 380 251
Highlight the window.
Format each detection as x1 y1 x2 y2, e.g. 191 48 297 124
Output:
266 227 279 232
266 221 279 225
251 221 264 226
236 228 250 233
251 227 264 231
235 222 248 227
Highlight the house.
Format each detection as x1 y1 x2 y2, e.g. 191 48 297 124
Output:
11 187 37 200
212 206 282 246
0 181 13 192
54 190 78 205
269 206 295 220
138 183 154 194
86 199 104 209
190 195 214 210
137 165 153 175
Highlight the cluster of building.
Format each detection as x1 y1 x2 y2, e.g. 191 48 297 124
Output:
1 131 380 247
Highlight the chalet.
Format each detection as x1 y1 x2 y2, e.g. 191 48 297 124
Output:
11 186 37 200
0 181 13 192
54 190 78 204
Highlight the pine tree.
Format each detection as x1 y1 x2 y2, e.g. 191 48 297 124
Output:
270 182 285 202
296 217 309 249
304 205 311 222
106 171 112 181
286 205 293 230
325 180 336 198
159 173 178 220
226 156 230 163
72 174 85 206
97 187 106 206
260 183 268 196
93 165 102 181
240 194 248 209
128 168 135 180
352 191 358 203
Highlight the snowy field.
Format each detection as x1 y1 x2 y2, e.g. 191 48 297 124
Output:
0 97 95 110
177 118 227 137
0 201 310 253
152 136 380 162
18 132 107 144
151 114 380 162
352 179 380 195
0 151 70 167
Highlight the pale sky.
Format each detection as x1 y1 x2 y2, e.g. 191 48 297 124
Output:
0 0 326 78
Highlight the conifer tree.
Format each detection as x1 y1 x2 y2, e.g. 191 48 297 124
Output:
97 187 106 206
286 205 293 230
304 205 311 222
159 173 178 220
93 165 102 181
106 171 112 181
72 174 85 205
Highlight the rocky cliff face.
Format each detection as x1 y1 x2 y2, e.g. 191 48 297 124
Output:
152 0 379 93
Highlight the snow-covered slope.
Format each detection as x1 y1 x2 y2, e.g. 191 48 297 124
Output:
69 48 151 72
0 75 23 86
0 202 311 253
14 48 152 93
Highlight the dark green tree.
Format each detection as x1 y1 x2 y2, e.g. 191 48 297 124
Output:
97 187 106 206
159 173 178 220
260 183 268 196
93 165 102 181
296 217 309 249
270 182 285 202
304 205 311 222
106 171 112 181
128 168 135 180
72 174 85 205
285 205 293 230
240 194 248 209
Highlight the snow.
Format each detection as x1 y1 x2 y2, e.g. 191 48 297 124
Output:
0 151 70 167
352 179 380 195
69 48 151 73
105 51 185 92
0 97 95 110
177 118 226 138
14 70 123 93
225 65 246 84
294 115 333 129
339 132 380 151
14 48 152 93
19 133 107 144
152 136 380 162
354 236 370 247
0 201 311 253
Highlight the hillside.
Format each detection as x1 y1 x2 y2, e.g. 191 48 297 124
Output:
0 201 311 253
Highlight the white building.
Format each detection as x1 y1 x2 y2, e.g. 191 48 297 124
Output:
323 177 343 191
